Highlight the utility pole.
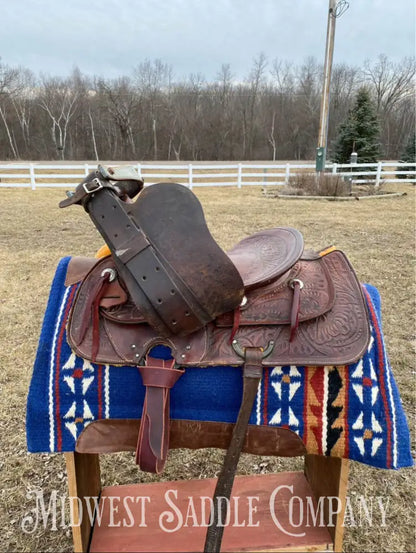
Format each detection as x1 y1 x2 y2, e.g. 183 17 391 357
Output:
316 0 337 173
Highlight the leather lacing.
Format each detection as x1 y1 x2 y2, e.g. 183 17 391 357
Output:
289 279 302 342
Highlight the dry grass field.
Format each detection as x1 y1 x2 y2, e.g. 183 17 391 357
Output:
0 181 414 552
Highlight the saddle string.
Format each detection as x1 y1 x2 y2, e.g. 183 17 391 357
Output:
77 270 112 360
91 272 112 362
229 278 303 345
228 306 241 345
289 278 303 342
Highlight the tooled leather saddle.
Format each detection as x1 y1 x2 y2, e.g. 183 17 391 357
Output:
60 165 370 552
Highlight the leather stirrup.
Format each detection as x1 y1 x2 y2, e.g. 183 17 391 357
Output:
136 356 184 473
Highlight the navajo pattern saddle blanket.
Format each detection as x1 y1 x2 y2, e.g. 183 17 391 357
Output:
26 257 412 470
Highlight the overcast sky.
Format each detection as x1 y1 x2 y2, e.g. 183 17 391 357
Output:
2 0 415 80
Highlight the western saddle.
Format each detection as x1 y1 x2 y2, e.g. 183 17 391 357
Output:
60 165 370 552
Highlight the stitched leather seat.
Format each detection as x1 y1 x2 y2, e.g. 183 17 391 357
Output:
227 227 304 289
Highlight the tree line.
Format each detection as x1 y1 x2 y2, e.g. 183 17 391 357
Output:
0 54 414 162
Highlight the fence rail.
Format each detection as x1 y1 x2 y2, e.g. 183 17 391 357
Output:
0 161 414 189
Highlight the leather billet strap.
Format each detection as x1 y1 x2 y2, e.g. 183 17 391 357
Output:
136 356 184 473
76 267 112 362
204 347 263 553
62 173 228 337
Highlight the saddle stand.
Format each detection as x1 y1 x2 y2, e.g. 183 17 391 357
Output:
60 166 370 553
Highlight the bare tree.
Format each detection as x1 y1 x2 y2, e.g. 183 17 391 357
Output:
270 59 297 159
363 54 416 113
38 76 79 159
98 77 139 159
267 111 277 160
11 68 36 155
133 59 173 159
0 60 23 158
363 55 416 157
238 53 268 158
291 57 322 158
134 59 172 94
88 108 99 160
0 55 413 162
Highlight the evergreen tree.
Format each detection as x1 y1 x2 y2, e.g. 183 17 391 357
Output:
397 133 416 179
333 87 380 164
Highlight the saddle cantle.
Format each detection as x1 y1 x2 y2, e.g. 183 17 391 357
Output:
60 166 370 553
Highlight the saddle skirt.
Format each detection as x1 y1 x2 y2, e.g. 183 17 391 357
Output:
66 234 370 368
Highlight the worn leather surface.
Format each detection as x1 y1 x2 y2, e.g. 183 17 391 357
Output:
227 227 304 289
67 248 369 367
85 183 245 337
75 418 307 457
64 256 97 287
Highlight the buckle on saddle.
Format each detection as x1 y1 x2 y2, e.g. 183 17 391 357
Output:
83 178 104 195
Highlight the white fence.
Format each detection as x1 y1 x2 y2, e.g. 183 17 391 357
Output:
0 161 415 190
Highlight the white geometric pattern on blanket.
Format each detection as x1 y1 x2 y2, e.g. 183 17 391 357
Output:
351 330 384 459
62 353 96 440
268 365 302 433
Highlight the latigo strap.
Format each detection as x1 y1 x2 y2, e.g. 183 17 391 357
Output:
204 347 264 552
59 165 144 208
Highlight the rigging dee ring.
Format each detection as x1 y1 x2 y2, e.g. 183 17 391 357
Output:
231 338 275 359
101 267 117 282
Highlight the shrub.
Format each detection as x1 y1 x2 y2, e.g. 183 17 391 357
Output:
285 173 352 197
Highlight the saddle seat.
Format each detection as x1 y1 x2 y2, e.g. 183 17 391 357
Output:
227 227 304 289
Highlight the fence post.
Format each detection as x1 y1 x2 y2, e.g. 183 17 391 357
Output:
375 161 382 189
285 163 290 185
188 163 193 190
29 163 36 190
263 167 268 186
237 163 242 189
137 163 142 180
332 163 337 175
84 163 89 177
